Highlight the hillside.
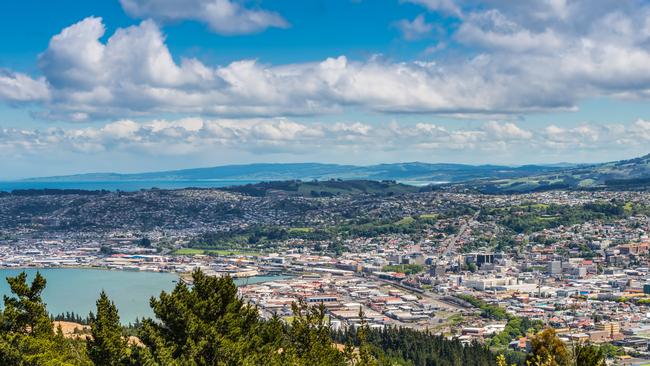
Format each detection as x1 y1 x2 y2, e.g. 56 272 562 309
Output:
466 153 650 193
22 162 563 184
219 179 423 197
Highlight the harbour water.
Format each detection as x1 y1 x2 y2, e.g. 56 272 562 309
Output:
0 268 287 323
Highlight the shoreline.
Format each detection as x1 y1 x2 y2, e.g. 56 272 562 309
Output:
0 265 293 281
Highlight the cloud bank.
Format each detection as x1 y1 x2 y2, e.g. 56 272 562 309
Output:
2 118 650 160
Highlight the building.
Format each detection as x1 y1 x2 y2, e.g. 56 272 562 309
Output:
547 261 562 275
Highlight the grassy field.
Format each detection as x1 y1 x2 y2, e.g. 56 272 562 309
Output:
394 216 415 226
624 201 634 214
418 213 438 219
288 227 314 234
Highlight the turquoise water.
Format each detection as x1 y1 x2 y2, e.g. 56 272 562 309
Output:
0 268 285 323
0 180 260 192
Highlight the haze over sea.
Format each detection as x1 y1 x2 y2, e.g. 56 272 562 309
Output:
0 268 286 323
0 180 260 192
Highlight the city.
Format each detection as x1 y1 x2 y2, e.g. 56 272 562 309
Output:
2 187 650 363
3 0 650 364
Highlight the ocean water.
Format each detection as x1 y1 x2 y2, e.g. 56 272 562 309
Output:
0 180 260 192
0 268 286 323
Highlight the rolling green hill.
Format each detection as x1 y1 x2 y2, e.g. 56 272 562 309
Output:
465 153 650 193
220 179 423 197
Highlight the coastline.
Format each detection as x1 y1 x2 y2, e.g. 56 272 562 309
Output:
0 265 293 282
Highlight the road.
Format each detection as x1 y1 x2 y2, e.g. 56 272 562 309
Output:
439 210 480 257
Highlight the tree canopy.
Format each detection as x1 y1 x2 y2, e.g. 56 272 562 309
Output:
0 270 612 366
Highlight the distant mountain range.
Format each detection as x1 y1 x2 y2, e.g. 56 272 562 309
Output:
23 162 567 185
22 153 650 193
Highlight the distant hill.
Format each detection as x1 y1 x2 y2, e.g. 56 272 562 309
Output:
219 179 424 197
465 153 650 193
23 162 564 185
19 153 650 194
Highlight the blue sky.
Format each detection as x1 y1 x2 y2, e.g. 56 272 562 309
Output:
2 0 650 178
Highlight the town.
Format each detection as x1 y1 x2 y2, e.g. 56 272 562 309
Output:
2 187 650 363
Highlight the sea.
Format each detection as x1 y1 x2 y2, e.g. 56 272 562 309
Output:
0 268 288 323
0 180 260 192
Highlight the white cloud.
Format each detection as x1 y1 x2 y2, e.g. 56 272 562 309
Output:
16 17 582 120
0 119 533 156
482 121 532 140
0 70 49 103
401 0 462 16
5 2 650 122
395 14 434 41
119 0 289 35
4 117 650 172
455 10 563 52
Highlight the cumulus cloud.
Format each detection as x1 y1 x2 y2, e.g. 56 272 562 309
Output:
0 70 49 103
12 16 582 121
5 2 650 121
395 14 434 41
482 121 532 140
119 0 289 35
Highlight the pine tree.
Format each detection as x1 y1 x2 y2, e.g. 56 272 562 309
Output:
0 271 93 365
87 291 128 366
137 269 284 365
2 271 52 336
356 308 378 366
282 300 346 365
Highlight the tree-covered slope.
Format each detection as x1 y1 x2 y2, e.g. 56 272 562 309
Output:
463 153 650 193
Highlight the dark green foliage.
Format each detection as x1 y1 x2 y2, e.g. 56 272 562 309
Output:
222 179 420 197
2 271 52 337
573 342 606 366
52 312 89 325
382 264 424 275
0 271 92 365
134 269 350 365
283 301 348 365
481 201 646 234
334 326 496 366
136 269 278 365
100 246 115 255
87 291 128 366
456 295 510 321
0 270 531 366
138 237 151 248
490 317 543 347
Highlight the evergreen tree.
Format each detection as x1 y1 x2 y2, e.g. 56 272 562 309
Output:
282 300 346 365
2 271 52 336
136 269 285 365
0 271 92 365
87 291 128 366
334 325 496 366
356 308 378 366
